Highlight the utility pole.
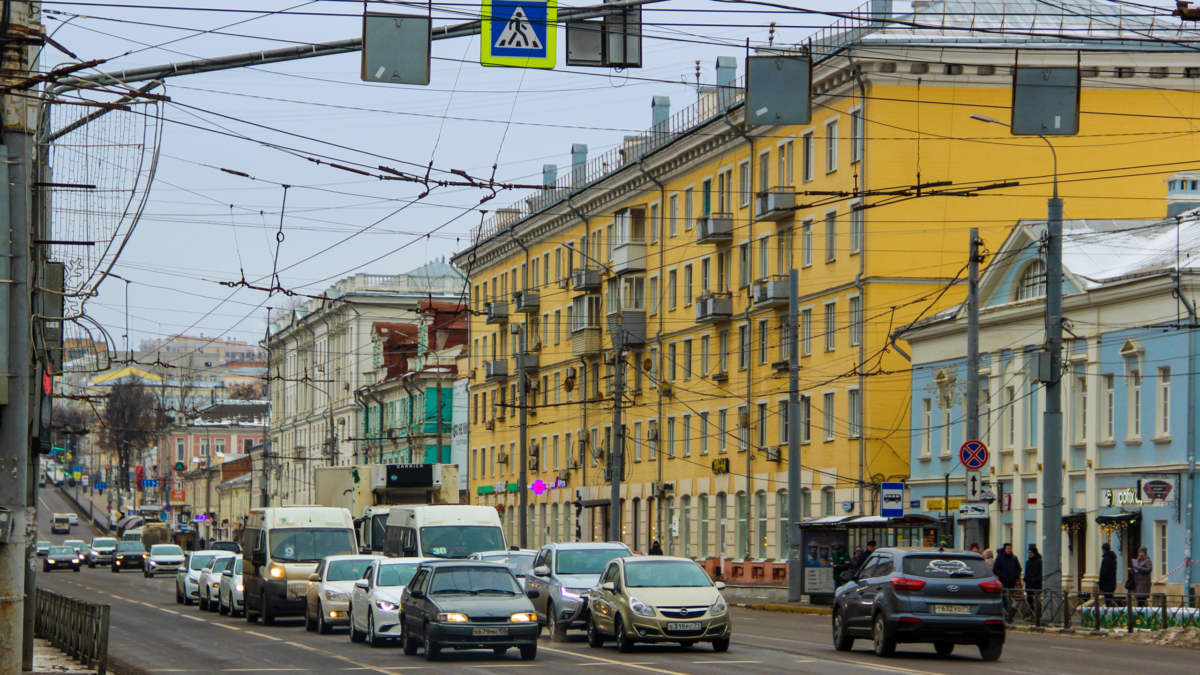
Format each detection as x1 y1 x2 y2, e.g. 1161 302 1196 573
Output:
610 345 624 544
518 324 528 549
1042 183 1065 593
786 269 803 602
964 228 982 549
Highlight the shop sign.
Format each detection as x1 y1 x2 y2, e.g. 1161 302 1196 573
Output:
1102 487 1142 508
923 497 966 511
476 485 495 495
1138 474 1178 503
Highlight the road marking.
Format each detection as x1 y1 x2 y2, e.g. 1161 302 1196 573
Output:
215 623 241 631
692 661 760 664
159 609 179 615
224 670 309 672
736 633 829 647
248 631 282 641
1043 645 1088 652
465 666 537 669
579 664 655 667
282 641 404 675
181 615 206 622
541 646 693 675
141 602 157 608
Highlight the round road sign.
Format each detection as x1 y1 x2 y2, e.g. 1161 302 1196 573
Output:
960 440 989 470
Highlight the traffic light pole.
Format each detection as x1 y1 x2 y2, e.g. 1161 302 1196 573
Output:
786 270 803 602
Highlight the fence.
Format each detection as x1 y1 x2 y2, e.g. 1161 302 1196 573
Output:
1003 589 1200 631
34 588 110 675
57 484 110 532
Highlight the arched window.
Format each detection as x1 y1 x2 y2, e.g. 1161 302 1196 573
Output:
756 491 768 558
1016 259 1047 301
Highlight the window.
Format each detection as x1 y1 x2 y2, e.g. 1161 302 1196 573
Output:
778 401 789 444
822 487 835 516
801 309 812 356
850 205 863 254
942 407 953 455
776 490 789 558
667 417 676 458
554 310 561 345
802 132 814 182
848 389 861 439
849 296 862 347
648 420 658 460
699 495 710 558
176 439 185 463
756 403 768 448
633 422 642 462
1074 372 1088 443
1016 259 1047 300
701 258 711 293
1104 374 1115 441
553 435 560 470
649 276 659 315
825 120 838 173
738 325 749 370
1155 520 1169 577
1005 386 1016 448
776 227 794 273
668 343 677 382
850 108 863 163
718 409 728 453
682 340 693 380
683 265 693 306
738 244 750 288
824 211 837 262
824 303 837 352
759 150 770 193
215 438 226 455
1159 367 1171 437
699 412 710 455
700 336 710 376
800 395 811 443
779 140 794 186
682 414 691 456
823 393 835 441
681 496 692 557
756 491 769 558
686 187 696 226
757 236 769 279
739 162 751 207
758 320 769 364
200 438 210 457
650 204 659 244
718 330 729 373
669 195 678 237
1130 368 1142 438
719 170 732 213
801 488 812 518
921 399 932 457
668 270 677 311
801 219 813 267
736 493 749 558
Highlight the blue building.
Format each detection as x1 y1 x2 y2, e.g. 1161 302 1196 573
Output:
902 212 1199 598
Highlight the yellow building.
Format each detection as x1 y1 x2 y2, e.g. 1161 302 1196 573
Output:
452 1 1200 562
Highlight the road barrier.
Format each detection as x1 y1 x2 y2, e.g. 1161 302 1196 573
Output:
1003 589 1200 631
34 588 110 675
57 484 111 532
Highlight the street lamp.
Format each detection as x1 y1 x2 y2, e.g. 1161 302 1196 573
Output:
969 114 1058 198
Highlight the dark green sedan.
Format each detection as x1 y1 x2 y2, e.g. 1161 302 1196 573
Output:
399 561 540 661
112 542 147 572
44 546 81 572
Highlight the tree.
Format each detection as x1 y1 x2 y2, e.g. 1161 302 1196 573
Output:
227 382 266 400
50 403 89 452
98 377 158 491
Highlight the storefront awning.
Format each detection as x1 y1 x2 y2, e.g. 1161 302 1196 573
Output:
801 514 940 528
1095 511 1142 527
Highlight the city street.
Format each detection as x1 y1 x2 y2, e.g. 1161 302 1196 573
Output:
37 487 1195 675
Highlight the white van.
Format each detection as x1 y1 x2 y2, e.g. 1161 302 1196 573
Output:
241 506 356 625
383 505 505 559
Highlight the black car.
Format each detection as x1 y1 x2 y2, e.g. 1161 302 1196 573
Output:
832 547 1005 661
209 540 241 554
44 546 81 572
112 542 148 573
399 561 540 661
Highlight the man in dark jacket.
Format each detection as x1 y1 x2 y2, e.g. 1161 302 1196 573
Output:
1024 545 1044 621
1098 542 1118 605
992 543 1022 621
649 540 663 555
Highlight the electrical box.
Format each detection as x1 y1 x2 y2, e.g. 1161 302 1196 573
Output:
745 55 812 126
1033 351 1056 384
565 7 642 68
0 507 13 544
1011 66 1080 136
361 10 432 85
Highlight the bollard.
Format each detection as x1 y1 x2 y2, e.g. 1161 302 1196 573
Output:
1127 592 1136 631
1159 593 1168 631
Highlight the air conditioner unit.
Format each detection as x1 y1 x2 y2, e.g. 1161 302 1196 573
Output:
497 451 509 464
566 367 577 379
485 419 496 431
510 323 521 334
765 445 781 462
529 336 543 352
567 456 579 469
558 277 569 289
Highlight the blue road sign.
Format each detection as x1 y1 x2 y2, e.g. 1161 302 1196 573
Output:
959 440 989 470
481 0 556 69
880 482 905 518
94 482 107 490
142 479 158 489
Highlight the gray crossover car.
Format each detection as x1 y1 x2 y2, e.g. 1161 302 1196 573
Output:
831 547 1005 661
524 541 631 641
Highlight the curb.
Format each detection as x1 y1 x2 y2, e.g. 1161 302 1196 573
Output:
729 602 832 615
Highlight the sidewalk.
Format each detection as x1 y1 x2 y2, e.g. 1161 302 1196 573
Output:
728 600 832 615
31 637 98 675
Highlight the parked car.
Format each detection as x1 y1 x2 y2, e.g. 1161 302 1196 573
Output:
177 551 224 605
398 560 540 661
525 541 632 641
348 558 428 647
831 547 1005 661
209 540 241 554
200 554 237 611
586 556 730 652
145 544 186 577
51 514 70 534
305 554 381 634
66 513 79 526
219 558 245 617
63 539 86 555
88 537 119 567
468 550 537 590
36 541 50 557
44 546 81 573
112 542 148 572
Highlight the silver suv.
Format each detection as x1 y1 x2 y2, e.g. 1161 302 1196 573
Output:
525 542 631 641
88 537 118 568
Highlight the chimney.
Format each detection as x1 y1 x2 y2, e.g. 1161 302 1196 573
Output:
571 143 588 186
651 96 670 132
542 164 557 188
716 56 737 89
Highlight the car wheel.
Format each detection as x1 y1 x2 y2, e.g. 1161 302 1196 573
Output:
349 607 366 643
184 587 194 606
832 611 854 652
143 570 149 578
587 615 605 648
88 562 94 569
176 585 184 605
110 565 118 573
245 599 259 624
978 638 1003 662
220 595 229 616
872 613 896 657
199 592 208 612
519 644 537 661
711 638 730 652
368 612 386 648
74 567 80 573
615 617 634 653
423 623 440 662
261 594 276 626
934 641 954 656
400 617 419 656
305 605 317 632
548 603 567 643
317 602 331 635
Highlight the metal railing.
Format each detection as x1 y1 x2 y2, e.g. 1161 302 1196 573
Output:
35 588 110 675
1002 589 1200 631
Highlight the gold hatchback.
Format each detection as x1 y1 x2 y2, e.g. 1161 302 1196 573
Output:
586 556 731 652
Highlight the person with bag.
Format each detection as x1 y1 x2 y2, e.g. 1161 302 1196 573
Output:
1131 547 1153 606
992 543 1022 621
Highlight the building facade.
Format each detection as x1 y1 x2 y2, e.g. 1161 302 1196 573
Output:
454 1 1200 562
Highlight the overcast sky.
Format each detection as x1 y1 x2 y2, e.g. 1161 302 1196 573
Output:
46 0 901 353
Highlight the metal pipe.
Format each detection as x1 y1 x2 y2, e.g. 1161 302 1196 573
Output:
507 228 531 550
636 158 665 551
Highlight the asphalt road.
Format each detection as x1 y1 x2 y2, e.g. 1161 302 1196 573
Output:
35 486 1197 675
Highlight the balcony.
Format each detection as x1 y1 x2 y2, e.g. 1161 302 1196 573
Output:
485 301 508 324
695 291 733 324
607 310 646 349
515 354 539 371
612 240 647 275
513 290 539 314
572 326 602 357
755 186 796 221
484 360 508 381
696 213 734 243
752 275 790 308
572 267 602 292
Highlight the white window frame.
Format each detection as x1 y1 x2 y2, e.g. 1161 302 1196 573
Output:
825 119 839 173
822 392 835 441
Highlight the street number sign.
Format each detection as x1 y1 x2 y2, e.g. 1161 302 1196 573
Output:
959 439 988 470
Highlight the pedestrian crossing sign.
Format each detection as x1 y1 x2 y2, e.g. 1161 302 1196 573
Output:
481 0 557 69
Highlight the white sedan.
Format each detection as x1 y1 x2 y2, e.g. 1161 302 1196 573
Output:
349 558 429 648
199 553 237 612
218 557 245 617
306 554 382 634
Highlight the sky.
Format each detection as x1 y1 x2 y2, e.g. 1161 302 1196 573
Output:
44 0 907 353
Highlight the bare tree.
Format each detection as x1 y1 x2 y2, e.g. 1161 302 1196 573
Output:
227 382 266 400
268 295 308 322
98 377 158 491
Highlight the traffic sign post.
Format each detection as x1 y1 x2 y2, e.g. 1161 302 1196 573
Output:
880 482 905 518
959 440 988 470
481 0 557 69
966 470 983 502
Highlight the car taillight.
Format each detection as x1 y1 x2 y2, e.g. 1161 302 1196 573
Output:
890 576 927 592
979 580 1003 594
984 619 1003 627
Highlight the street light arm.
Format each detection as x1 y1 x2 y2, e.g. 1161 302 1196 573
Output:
969 113 1057 198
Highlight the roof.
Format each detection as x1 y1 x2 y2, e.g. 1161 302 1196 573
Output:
403 258 466 281
215 473 252 491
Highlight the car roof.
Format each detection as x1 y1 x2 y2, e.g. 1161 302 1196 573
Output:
419 560 510 569
379 557 434 565
877 547 982 556
48 545 74 550
473 550 536 557
544 542 630 551
323 554 383 562
621 555 696 564
194 550 235 556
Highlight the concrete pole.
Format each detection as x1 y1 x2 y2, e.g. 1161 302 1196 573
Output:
964 229 982 549
786 270 803 602
610 346 624 544
518 325 528 549
1042 192 1065 592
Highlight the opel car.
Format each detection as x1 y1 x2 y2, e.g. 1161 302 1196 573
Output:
305 554 381 634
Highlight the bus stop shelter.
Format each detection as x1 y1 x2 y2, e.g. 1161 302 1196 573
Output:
799 514 943 597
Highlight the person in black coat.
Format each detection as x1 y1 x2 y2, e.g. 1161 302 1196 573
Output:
649 540 663 555
1098 542 1118 605
1024 545 1044 621
992 543 1022 620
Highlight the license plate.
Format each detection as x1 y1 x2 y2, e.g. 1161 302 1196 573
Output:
934 605 971 615
667 622 702 631
472 627 508 636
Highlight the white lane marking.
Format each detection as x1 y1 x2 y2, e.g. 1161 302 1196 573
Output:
579 664 655 667
141 603 157 608
282 641 406 675
692 661 761 664
159 609 179 615
181 615 206 622
224 670 309 672
1043 645 1089 652
248 631 282 641
465 666 537 668
215 623 241 631
541 646 694 675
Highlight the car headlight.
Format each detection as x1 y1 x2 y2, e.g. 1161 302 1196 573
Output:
437 612 468 622
710 597 728 617
325 589 349 602
559 587 583 600
269 566 284 578
72 558 80 563
235 584 244 592
47 559 56 564
376 601 399 613
629 597 656 618
509 613 536 622
90 551 97 556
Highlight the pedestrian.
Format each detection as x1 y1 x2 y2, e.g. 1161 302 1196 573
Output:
1024 545 1044 621
982 548 995 570
649 540 663 555
831 544 852 586
1098 542 1118 606
969 542 982 555
1131 546 1153 606
849 547 865 574
992 543 1022 621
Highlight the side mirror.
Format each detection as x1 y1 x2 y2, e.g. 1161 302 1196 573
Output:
839 570 854 582
308 573 321 582
354 580 369 590
223 570 233 578
251 552 265 567
532 566 550 577
714 581 726 591
403 547 417 557
601 582 615 592
409 589 425 599
526 589 540 599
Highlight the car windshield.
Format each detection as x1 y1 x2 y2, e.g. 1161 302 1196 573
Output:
116 542 146 553
150 545 183 555
377 563 420 587
327 559 375 582
48 547 74 556
625 561 713 588
268 528 356 563
93 538 117 547
429 566 522 595
370 514 388 550
190 554 216 570
37 541 48 547
211 558 233 573
419 526 505 559
54 516 69 523
64 541 84 548
556 548 630 575
481 554 535 577
902 556 993 579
